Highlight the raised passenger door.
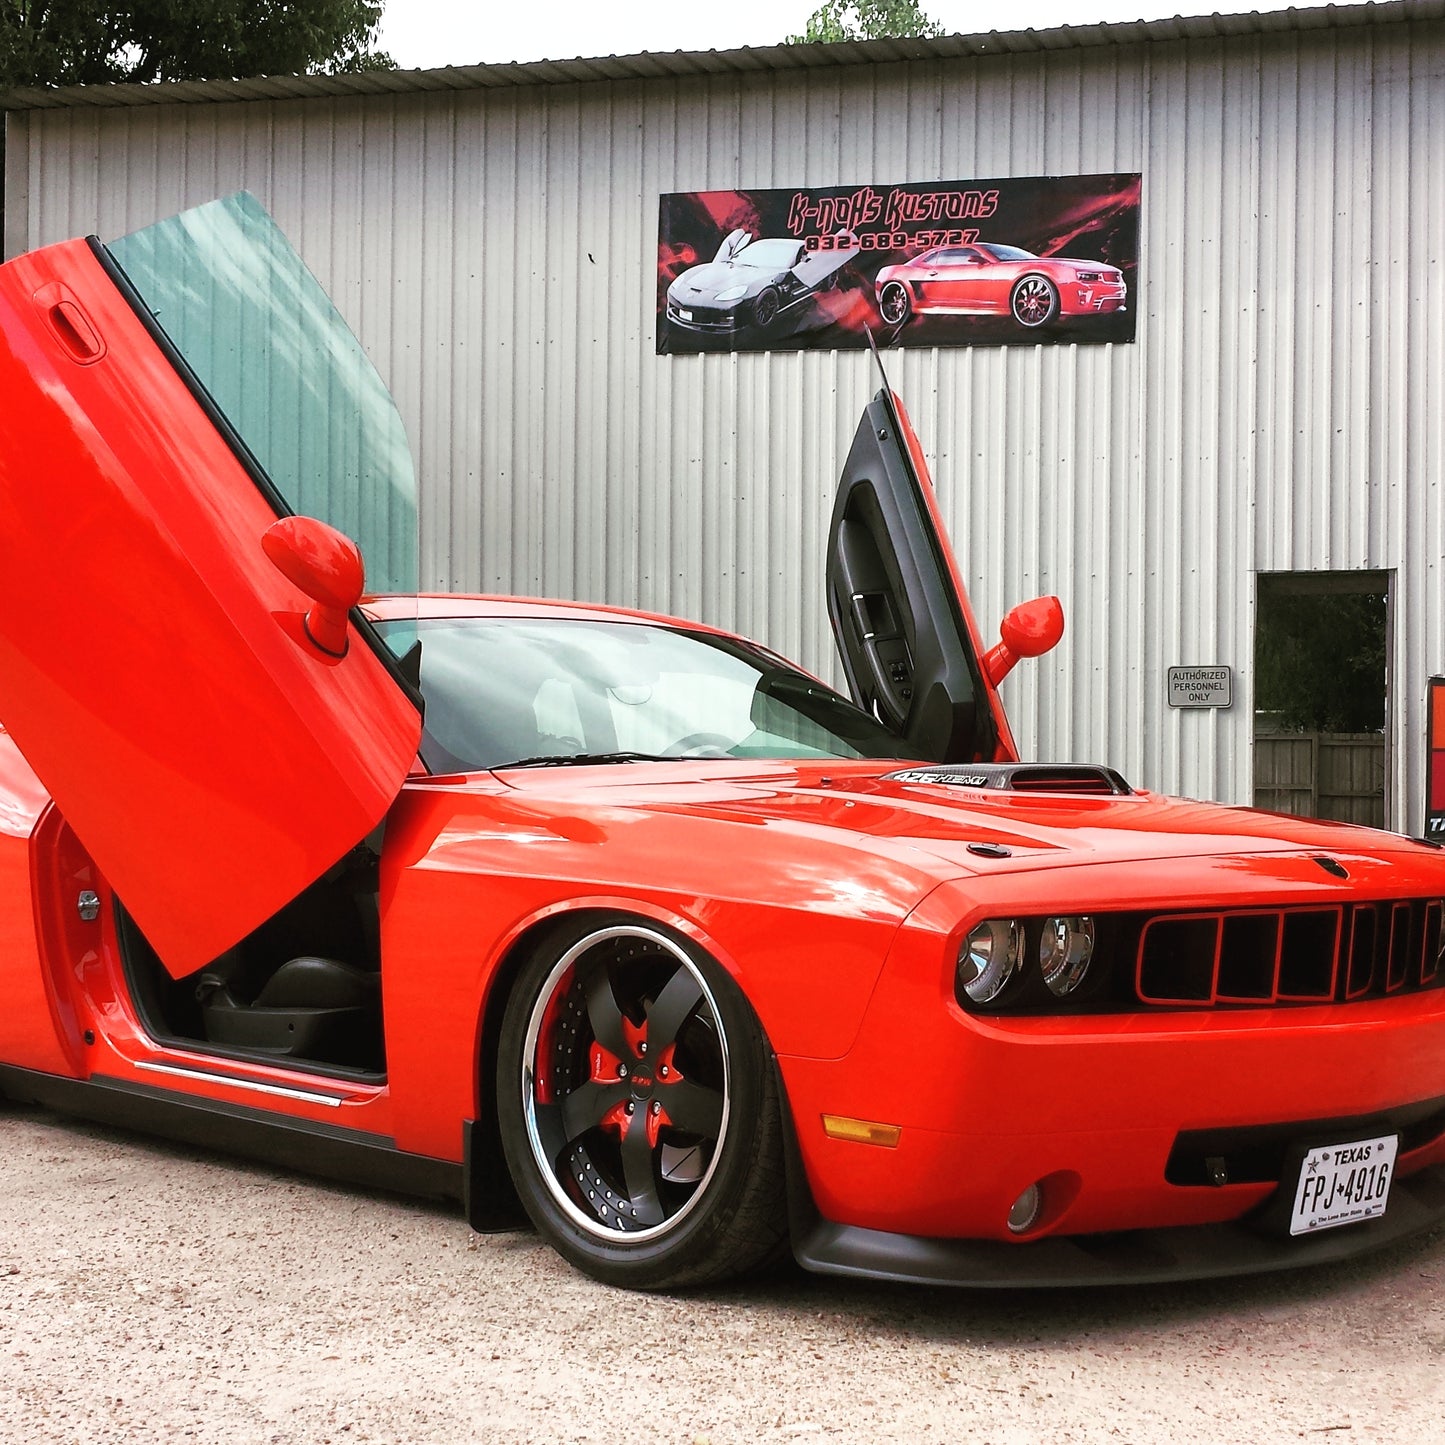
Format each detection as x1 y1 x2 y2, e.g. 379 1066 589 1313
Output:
826 372 1044 763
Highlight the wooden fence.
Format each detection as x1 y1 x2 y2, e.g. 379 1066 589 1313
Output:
1252 731 1387 827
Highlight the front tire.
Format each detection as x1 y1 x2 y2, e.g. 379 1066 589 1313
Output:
1010 273 1059 328
751 286 781 331
497 916 787 1290
877 279 912 326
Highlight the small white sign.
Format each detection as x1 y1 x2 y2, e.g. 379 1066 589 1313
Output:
1168 665 1232 709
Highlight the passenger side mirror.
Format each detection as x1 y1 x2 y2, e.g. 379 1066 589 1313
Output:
982 596 1064 686
262 515 365 658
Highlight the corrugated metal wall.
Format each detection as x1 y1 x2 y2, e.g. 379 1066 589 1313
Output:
6 16 1444 826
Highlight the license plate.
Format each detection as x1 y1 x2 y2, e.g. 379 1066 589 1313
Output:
1290 1134 1398 1236
678 309 693 321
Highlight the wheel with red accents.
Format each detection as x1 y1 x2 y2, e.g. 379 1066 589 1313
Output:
497 917 788 1289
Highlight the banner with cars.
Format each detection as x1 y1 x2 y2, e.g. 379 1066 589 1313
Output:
657 173 1140 354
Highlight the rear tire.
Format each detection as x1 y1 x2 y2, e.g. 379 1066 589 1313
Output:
496 916 788 1290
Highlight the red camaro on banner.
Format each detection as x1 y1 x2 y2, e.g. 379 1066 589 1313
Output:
657 172 1140 354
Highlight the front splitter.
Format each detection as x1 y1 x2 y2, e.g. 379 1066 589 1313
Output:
792 1164 1445 1288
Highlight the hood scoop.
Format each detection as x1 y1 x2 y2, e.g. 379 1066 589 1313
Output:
883 763 1133 796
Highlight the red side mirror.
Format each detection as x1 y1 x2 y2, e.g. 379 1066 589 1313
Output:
982 595 1064 686
262 515 365 658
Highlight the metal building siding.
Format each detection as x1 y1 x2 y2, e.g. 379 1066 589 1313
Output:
7 17 1443 825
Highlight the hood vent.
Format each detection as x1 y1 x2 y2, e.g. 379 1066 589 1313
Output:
884 763 1132 796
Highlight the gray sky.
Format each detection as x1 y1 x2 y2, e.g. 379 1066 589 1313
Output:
378 1 1338 68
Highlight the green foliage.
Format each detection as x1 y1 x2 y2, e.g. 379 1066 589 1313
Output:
0 1 391 90
786 0 943 44
1254 588 1388 734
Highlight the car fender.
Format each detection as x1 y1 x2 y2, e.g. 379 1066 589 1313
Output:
376 779 945 1159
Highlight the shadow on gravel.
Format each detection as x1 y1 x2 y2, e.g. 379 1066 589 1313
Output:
705 1227 1445 1347
12 1100 1444 1349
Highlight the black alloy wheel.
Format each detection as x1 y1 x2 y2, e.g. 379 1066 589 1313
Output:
497 917 788 1289
751 286 781 331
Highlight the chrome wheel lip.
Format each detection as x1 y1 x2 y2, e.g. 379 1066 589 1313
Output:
878 281 909 325
1012 276 1057 326
520 923 732 1245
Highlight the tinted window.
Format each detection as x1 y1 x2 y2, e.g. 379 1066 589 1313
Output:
106 193 418 595
374 616 910 772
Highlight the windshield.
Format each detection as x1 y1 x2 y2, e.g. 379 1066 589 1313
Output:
734 239 802 271
978 244 1037 262
373 616 910 772
104 192 418 596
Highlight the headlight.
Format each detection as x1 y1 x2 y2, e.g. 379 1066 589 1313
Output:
1039 915 1096 996
958 919 1022 1004
1074 269 1102 282
714 285 749 302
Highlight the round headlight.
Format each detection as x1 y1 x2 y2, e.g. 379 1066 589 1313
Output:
959 919 1022 1005
1039 915 1096 997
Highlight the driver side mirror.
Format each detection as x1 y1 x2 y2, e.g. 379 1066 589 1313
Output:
262 515 365 658
982 595 1064 686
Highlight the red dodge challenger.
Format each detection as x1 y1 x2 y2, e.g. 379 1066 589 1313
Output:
875 242 1128 330
1 195 1443 1292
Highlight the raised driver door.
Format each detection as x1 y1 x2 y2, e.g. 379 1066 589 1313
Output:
0 225 422 977
826 383 1019 763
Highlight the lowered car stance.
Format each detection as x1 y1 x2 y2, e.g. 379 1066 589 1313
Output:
875 242 1128 330
2 195 1445 1293
665 228 859 337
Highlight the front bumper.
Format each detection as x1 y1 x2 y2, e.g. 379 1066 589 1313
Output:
665 297 743 332
1066 281 1127 314
792 1162 1445 1286
778 879 1445 1276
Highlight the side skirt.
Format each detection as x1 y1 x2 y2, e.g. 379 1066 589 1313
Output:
0 1064 463 1204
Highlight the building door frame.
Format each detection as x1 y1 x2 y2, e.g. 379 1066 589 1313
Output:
1253 569 1395 829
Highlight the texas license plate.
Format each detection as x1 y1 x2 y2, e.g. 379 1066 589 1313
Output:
1290 1134 1398 1236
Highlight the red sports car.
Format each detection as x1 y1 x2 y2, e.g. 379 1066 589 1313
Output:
875 243 1128 330
2 195 1444 1293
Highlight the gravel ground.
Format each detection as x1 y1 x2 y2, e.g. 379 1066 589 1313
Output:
3 1103 1444 1444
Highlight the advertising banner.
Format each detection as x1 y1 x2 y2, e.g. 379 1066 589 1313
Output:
657 172 1140 355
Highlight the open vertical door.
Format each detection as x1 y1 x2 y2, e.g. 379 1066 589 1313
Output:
0 197 422 976
826 370 1020 764
714 228 751 263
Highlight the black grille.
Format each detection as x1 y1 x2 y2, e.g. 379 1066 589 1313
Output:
667 301 737 330
1165 1096 1445 1186
1136 899 1444 1007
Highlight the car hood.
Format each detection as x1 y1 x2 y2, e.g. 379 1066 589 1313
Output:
485 758 1430 878
670 262 771 297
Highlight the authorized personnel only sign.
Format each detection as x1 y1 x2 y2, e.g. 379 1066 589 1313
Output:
1168 666 1232 708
